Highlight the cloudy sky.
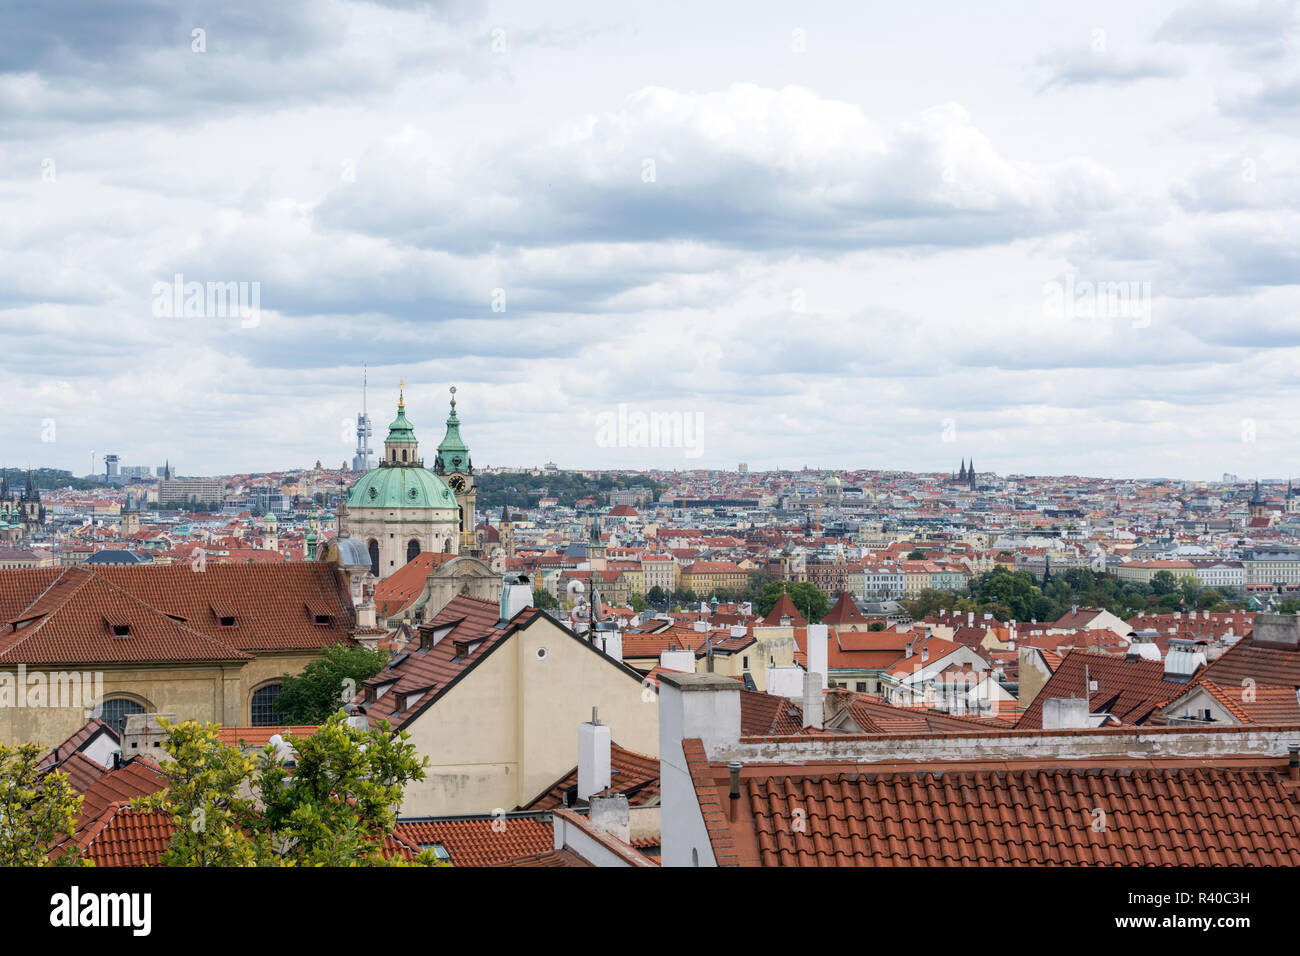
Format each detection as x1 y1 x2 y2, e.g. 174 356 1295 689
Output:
3 0 1298 480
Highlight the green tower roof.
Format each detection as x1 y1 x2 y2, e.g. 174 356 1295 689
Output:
434 386 471 475
386 395 417 444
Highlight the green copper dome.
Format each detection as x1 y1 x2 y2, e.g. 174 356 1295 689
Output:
346 466 455 510
386 401 417 444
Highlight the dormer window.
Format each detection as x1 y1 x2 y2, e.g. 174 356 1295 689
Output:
313 614 332 626
112 624 130 637
219 616 235 628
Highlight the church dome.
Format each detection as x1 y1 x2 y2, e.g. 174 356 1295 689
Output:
346 466 456 510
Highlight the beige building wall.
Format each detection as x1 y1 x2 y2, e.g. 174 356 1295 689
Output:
0 649 332 750
401 618 659 816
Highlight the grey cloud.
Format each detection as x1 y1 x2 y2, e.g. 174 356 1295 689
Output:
1035 48 1187 91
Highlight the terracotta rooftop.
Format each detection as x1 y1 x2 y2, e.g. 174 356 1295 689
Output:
0 563 356 665
525 743 661 810
821 592 866 626
1017 649 1191 729
761 593 808 627
683 736 1300 866
393 813 554 866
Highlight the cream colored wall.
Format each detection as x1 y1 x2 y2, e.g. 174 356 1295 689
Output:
401 642 522 816
0 661 247 750
399 618 659 817
517 621 658 810
0 649 329 750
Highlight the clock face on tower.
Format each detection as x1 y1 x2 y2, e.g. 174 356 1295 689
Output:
448 474 467 494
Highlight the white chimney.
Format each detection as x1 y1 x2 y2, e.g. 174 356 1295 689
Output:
766 665 805 699
500 573 533 621
578 708 612 801
806 623 829 690
802 670 824 730
660 648 695 674
658 672 742 868
1042 697 1090 730
356 597 377 629
588 792 630 843
693 620 708 633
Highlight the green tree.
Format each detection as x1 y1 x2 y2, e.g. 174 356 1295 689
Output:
277 644 390 724
907 550 926 560
532 588 558 610
973 568 1041 622
756 581 830 623
1151 570 1179 596
133 719 266 866
255 714 435 866
629 592 648 613
744 568 777 605
0 744 87 866
646 585 667 605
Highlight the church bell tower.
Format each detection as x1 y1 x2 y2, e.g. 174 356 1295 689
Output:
433 386 477 554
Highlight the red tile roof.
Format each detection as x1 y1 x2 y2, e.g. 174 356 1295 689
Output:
393 814 554 866
1017 650 1189 729
372 552 454 618
497 847 593 867
761 593 807 627
1195 633 1300 692
38 717 117 774
738 764 1300 866
821 592 866 625
525 744 661 810
0 563 356 665
216 726 321 748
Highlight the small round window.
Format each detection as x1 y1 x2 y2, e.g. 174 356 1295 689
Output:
535 647 548 660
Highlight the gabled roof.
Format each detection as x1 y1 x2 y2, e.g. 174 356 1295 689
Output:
372 551 453 618
0 569 252 665
38 717 118 774
1017 650 1189 729
821 592 866 625
1195 631 1300 691
0 563 356 665
760 593 807 627
350 594 644 732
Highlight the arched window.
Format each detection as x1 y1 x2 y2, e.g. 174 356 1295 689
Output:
251 683 285 726
443 537 453 554
367 539 380 577
407 539 421 563
401 449 408 462
100 697 147 736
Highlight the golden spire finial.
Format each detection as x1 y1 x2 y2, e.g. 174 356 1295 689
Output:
449 384 456 408
398 379 405 405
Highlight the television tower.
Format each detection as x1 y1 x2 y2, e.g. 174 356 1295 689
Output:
352 364 374 472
